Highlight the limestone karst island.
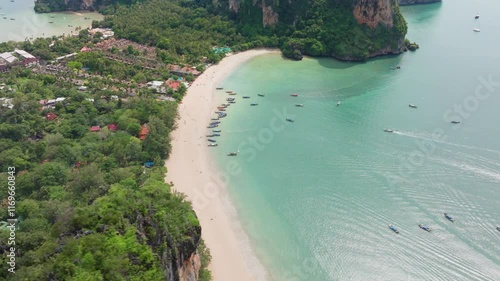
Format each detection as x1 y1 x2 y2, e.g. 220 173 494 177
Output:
2 0 500 280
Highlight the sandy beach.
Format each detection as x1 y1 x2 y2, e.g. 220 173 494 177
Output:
165 49 277 281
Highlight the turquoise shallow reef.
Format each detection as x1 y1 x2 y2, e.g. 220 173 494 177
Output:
212 1 500 280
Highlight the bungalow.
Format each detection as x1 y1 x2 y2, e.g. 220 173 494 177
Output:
55 53 77 62
147 80 166 94
107 123 118 131
45 112 58 121
139 124 149 140
90 126 101 132
166 79 181 91
80 46 92 52
46 97 67 105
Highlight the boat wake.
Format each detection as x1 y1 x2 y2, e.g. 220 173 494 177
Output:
393 131 500 155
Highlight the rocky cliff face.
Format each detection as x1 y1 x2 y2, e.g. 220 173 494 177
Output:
353 0 395 29
136 209 202 281
399 0 441 5
227 0 407 60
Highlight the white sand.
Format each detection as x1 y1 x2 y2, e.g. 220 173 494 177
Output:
165 49 277 281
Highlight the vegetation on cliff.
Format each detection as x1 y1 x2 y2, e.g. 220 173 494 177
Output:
0 65 207 280
86 0 408 62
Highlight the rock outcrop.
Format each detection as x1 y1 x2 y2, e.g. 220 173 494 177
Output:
136 208 202 281
353 0 395 29
399 0 441 5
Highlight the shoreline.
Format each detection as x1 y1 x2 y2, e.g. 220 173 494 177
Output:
165 49 278 281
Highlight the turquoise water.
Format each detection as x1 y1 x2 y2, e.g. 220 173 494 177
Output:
213 2 500 280
0 0 102 43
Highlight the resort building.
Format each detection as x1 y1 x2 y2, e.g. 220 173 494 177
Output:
0 49 39 72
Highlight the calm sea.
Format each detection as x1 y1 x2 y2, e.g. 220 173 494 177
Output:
213 1 500 280
0 0 102 43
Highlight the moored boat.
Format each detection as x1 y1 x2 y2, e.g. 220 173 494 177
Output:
337 101 341 107
226 90 233 93
227 152 237 156
250 103 258 106
208 143 218 147
206 134 215 137
475 14 480 19
258 94 265 97
497 226 500 232
212 133 220 137
389 225 399 234
228 101 236 104
226 97 235 101
409 104 417 108
229 92 237 95
242 96 250 99
473 28 480 32
419 224 431 232
207 139 216 143
291 94 298 97
295 104 304 107
216 87 223 90
444 213 454 222
207 124 218 128
213 130 221 133
451 120 461 124
217 107 226 111
286 118 294 122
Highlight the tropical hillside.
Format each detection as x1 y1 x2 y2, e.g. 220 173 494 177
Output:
35 0 411 61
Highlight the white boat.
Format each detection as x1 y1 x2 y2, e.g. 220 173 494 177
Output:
473 28 480 32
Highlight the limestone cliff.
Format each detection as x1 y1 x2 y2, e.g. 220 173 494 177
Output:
399 0 441 5
225 0 408 60
353 0 395 29
136 208 202 281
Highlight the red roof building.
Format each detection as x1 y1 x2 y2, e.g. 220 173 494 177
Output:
139 124 149 140
167 80 180 91
90 125 101 132
45 112 57 121
107 123 118 131
80 46 92 52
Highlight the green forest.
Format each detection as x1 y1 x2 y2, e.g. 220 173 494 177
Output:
0 66 211 280
36 0 409 61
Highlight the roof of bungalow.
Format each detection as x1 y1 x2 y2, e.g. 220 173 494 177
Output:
45 112 58 121
80 46 92 52
0 52 18 64
90 125 101 132
139 124 149 140
147 81 164 87
14 49 36 59
168 64 181 71
167 81 181 90
213 47 232 54
55 53 77 61
107 123 118 131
